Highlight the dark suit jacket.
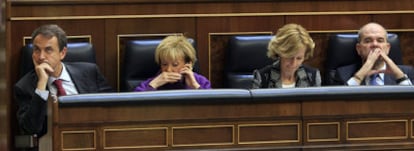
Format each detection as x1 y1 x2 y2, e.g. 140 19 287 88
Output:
332 63 414 85
14 62 113 137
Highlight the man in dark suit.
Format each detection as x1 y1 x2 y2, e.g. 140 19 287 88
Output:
14 24 113 150
334 22 414 85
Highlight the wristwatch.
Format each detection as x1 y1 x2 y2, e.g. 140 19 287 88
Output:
396 74 409 83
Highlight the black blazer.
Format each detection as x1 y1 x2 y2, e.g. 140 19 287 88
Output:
14 62 113 137
332 63 414 85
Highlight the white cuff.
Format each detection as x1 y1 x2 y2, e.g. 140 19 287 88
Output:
35 88 50 101
398 79 412 85
346 77 361 86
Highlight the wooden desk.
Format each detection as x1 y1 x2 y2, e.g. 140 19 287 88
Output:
47 86 414 150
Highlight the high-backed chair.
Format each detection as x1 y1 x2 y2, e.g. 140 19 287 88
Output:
121 38 198 92
324 33 403 85
19 42 96 78
224 35 274 89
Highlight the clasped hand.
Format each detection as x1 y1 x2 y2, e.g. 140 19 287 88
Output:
150 64 200 89
363 48 404 78
34 61 54 90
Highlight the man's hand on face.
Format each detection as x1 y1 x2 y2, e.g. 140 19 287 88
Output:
34 61 54 90
356 48 386 81
362 47 404 79
366 48 382 65
378 50 405 78
360 48 383 75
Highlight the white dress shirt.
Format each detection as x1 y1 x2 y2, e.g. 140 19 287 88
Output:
35 63 79 101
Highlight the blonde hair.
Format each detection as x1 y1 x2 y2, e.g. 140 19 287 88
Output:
267 23 315 60
155 35 197 66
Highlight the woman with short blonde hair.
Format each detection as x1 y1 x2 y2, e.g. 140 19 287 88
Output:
135 35 211 91
155 35 197 66
253 23 321 88
267 23 315 60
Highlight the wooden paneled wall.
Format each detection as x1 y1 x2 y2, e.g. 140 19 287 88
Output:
5 0 414 150
7 0 414 90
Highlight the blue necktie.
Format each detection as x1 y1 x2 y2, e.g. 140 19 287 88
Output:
369 74 379 85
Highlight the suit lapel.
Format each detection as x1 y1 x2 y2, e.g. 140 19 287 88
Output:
30 72 40 90
338 64 359 83
384 74 396 85
65 63 88 93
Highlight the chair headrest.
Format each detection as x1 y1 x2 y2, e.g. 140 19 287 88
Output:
123 39 162 82
226 35 274 73
19 42 96 78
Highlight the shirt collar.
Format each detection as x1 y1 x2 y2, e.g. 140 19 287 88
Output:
48 62 72 83
378 64 386 80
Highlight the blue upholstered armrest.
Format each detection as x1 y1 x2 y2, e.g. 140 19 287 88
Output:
58 89 251 107
59 86 414 107
250 86 414 101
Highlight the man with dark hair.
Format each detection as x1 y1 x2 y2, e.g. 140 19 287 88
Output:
333 22 414 85
14 24 113 150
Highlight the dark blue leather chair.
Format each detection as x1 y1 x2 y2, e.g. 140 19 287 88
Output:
225 35 274 89
324 33 403 85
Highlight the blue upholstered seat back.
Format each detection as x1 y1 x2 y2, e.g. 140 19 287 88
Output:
225 35 274 89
